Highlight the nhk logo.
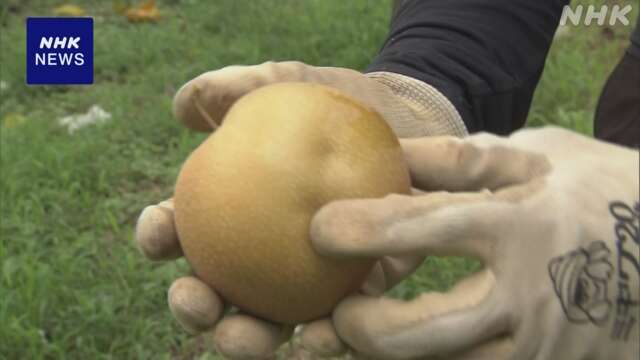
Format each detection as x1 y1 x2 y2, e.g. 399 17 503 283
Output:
26 18 93 84
36 37 85 66
560 4 633 26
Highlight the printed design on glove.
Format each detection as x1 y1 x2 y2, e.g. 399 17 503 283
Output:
549 240 613 326
609 201 639 341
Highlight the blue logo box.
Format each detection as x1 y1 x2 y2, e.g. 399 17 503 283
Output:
26 17 93 85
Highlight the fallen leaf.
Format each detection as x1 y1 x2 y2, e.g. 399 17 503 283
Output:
2 113 27 129
52 4 86 17
125 0 160 22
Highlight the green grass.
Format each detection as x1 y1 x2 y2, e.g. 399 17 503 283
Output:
0 0 636 358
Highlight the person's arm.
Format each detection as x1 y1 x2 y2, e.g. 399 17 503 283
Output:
368 0 570 134
594 15 640 148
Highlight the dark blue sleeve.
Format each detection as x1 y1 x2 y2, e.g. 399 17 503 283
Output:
367 0 570 134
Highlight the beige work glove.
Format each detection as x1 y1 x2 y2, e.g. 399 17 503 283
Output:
307 127 640 359
135 61 467 358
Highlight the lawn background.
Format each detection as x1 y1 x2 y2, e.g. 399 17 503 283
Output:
1 0 637 358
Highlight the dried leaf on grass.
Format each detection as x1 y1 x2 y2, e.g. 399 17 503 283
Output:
52 4 86 17
125 0 160 23
2 113 27 129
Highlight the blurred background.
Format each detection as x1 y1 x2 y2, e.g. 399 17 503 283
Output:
1 0 637 358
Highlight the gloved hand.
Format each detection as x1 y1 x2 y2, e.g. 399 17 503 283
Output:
307 127 639 359
135 61 467 358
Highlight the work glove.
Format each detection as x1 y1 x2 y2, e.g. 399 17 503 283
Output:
306 127 640 359
135 61 467 358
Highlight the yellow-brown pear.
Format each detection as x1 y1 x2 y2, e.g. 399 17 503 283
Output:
174 82 411 324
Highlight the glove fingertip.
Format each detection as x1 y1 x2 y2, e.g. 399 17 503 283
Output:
135 203 183 261
173 80 217 132
213 314 288 359
301 319 348 357
168 277 223 334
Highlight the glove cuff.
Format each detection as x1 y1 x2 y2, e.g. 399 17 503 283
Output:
366 72 468 138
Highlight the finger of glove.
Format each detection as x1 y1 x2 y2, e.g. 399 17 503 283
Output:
213 313 292 359
168 276 224 334
311 191 507 262
333 269 507 359
400 134 550 192
172 61 367 132
135 198 183 261
300 318 348 358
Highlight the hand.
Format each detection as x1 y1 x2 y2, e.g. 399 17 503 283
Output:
135 61 467 358
309 127 639 359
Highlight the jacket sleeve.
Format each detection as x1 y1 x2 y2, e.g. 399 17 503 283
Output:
366 0 570 134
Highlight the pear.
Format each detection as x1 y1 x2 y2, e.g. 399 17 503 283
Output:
174 82 410 324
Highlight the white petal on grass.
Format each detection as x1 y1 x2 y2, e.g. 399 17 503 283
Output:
0 80 8 91
58 105 112 134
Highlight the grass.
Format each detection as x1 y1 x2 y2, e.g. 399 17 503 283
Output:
0 0 636 358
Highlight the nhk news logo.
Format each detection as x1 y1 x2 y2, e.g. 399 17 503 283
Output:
26 17 93 85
